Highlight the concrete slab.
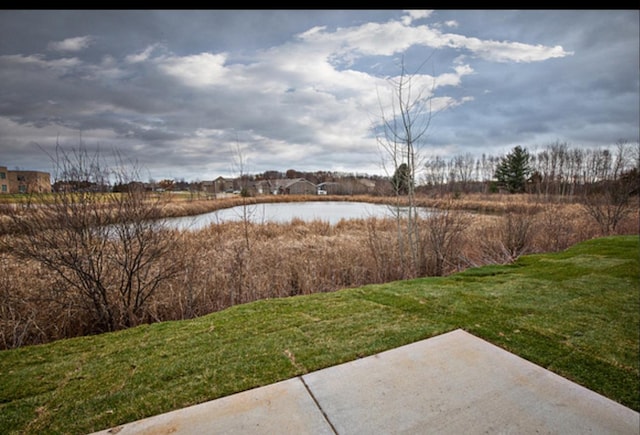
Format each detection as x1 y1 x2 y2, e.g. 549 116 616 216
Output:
90 378 334 435
90 329 639 435
303 329 640 434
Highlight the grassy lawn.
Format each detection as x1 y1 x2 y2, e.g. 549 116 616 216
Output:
0 235 638 434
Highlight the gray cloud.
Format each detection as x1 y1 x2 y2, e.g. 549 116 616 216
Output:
0 10 637 180
47 36 93 52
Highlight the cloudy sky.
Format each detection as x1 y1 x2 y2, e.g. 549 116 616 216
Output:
1 10 638 181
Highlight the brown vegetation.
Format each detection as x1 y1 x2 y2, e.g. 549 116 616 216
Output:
1 192 637 349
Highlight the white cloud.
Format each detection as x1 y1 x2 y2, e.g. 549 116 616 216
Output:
47 36 93 52
158 52 228 87
299 20 423 57
125 44 162 63
401 10 433 26
194 128 227 138
0 53 82 78
1 53 80 69
457 37 572 63
297 14 572 64
432 64 474 88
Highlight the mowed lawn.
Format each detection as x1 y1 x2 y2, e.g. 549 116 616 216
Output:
1 235 638 434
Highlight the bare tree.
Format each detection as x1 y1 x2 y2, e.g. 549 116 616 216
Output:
423 156 448 193
227 135 258 304
375 57 435 277
581 141 638 236
230 136 256 249
3 143 182 333
452 153 476 193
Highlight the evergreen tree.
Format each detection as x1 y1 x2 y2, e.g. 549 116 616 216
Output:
495 146 532 193
391 163 412 195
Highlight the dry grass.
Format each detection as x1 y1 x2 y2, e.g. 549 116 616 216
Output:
1 193 637 349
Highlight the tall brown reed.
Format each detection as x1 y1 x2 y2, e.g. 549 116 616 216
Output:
1 194 637 349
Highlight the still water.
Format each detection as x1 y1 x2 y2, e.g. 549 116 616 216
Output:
162 201 419 231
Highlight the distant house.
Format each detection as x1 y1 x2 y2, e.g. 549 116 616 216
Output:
271 178 318 195
200 176 235 196
317 181 341 195
252 180 272 195
218 176 238 193
0 167 7 194
200 176 381 197
317 178 376 195
0 166 51 194
200 180 215 194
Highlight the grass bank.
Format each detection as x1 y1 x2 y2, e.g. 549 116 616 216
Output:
0 235 638 434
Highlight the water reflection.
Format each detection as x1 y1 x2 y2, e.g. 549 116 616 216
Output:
162 201 420 231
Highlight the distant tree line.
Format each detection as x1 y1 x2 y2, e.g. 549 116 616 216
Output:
49 141 638 200
420 140 639 197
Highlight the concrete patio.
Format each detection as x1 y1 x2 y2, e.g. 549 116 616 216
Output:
91 329 640 434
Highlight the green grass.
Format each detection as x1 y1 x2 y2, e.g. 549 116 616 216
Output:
1 235 638 434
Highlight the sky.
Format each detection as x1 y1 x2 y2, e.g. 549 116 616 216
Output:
0 10 638 182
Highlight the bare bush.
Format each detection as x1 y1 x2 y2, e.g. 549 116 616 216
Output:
2 145 182 335
582 179 637 236
475 212 535 264
532 204 588 252
419 204 470 276
365 218 403 282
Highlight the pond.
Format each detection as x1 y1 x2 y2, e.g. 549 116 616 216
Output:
161 201 427 231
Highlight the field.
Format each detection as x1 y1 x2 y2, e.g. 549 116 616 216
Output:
0 234 637 433
1 193 638 348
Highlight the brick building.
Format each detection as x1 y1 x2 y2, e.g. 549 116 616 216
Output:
0 166 51 194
